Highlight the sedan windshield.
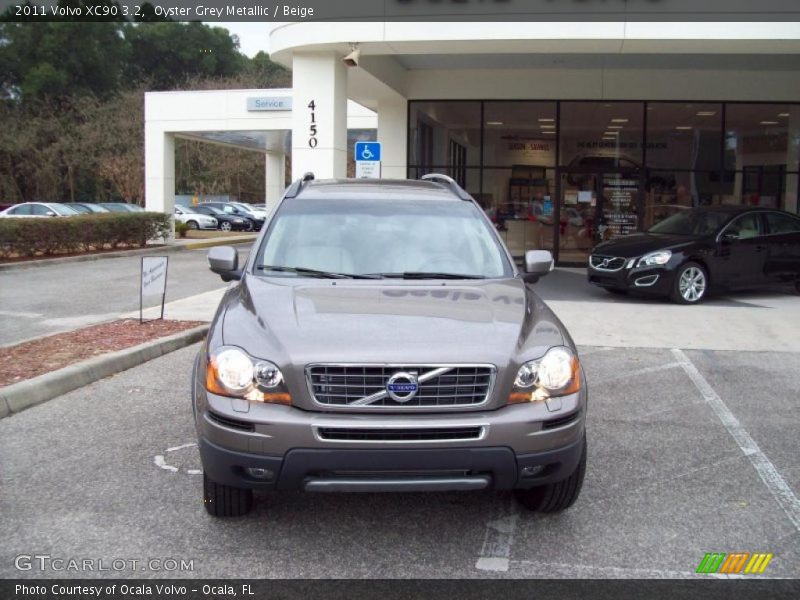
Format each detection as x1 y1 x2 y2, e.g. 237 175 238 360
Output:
50 203 79 216
256 199 512 279
648 209 736 236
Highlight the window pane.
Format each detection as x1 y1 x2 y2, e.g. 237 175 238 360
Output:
408 102 481 167
645 103 722 170
766 211 800 234
723 170 798 211
483 102 557 167
559 102 644 166
724 104 800 173
726 213 763 239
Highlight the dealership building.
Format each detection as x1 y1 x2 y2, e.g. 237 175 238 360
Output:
145 17 800 264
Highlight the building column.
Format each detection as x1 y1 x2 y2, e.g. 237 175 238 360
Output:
265 151 286 210
377 96 408 179
144 126 175 240
291 52 347 180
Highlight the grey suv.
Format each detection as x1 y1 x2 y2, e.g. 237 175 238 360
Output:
194 173 588 517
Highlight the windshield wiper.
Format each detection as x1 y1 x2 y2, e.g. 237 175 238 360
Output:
370 272 486 280
256 265 380 279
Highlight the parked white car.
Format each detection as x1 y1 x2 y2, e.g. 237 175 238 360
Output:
0 202 79 218
174 205 218 230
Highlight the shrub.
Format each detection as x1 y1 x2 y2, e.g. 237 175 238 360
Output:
175 222 190 238
0 212 172 258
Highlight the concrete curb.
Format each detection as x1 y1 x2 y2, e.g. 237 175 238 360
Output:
0 236 256 272
0 324 209 419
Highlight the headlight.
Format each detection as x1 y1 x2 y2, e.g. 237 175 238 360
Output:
509 346 581 404
206 346 291 404
636 250 672 268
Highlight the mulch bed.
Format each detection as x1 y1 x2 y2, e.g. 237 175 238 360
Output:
0 319 206 387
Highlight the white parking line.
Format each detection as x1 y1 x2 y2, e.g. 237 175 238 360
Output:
672 348 800 532
475 496 518 572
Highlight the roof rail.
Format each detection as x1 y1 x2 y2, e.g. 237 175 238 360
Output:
284 172 316 199
420 173 472 201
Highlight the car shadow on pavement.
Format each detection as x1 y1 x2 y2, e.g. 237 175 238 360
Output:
535 268 795 308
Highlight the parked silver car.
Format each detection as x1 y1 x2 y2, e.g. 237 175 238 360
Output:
0 202 79 218
194 174 588 517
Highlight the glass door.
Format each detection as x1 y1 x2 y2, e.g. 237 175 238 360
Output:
558 171 599 264
597 171 641 242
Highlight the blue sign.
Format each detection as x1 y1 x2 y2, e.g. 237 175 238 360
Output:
355 142 381 162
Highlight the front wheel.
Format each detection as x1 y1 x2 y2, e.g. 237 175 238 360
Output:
671 261 708 304
514 435 586 513
219 221 232 232
186 220 199 230
203 474 253 517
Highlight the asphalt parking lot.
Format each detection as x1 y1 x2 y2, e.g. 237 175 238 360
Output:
0 247 248 346
2 341 797 579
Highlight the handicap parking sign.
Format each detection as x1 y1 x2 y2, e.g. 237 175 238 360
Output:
355 142 381 162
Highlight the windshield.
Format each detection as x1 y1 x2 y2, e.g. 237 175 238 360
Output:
51 203 79 216
255 198 512 279
648 209 735 236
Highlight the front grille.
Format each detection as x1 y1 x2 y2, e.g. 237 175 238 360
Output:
306 364 495 408
589 254 626 271
316 426 484 442
207 411 255 432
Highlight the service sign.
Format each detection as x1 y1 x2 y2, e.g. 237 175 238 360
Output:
246 96 293 111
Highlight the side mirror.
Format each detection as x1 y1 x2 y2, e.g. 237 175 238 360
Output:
523 250 554 284
208 246 241 282
46 211 56 217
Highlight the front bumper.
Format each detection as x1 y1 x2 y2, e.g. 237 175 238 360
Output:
588 263 674 295
199 434 585 492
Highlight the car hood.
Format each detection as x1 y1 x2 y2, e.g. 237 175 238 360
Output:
219 275 567 367
592 232 698 258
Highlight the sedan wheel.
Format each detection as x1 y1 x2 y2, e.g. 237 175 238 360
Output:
186 220 199 230
671 262 707 304
220 221 232 232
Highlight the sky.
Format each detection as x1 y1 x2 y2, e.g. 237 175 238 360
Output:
209 22 282 57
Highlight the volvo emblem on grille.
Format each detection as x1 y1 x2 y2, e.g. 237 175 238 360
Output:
386 371 419 403
601 258 610 267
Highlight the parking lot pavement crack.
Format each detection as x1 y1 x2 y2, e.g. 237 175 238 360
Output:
672 348 800 532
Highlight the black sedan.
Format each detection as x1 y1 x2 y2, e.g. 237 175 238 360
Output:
587 206 800 304
201 202 263 231
190 205 250 232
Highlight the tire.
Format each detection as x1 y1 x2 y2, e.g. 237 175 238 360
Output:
514 435 587 513
186 220 199 230
203 473 253 517
245 220 254 232
670 261 708 304
220 221 232 232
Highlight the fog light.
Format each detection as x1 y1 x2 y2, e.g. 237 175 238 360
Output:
521 465 544 478
245 467 274 480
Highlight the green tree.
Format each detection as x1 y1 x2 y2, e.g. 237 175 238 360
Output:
0 20 128 100
124 22 245 90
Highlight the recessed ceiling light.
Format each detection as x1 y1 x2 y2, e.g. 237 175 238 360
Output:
610 118 629 123
608 125 624 129
542 130 556 134
675 126 693 130
760 121 779 125
778 113 790 118
538 118 555 122
486 121 503 126
604 131 619 136
540 124 555 129
602 137 617 141
696 111 717 116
